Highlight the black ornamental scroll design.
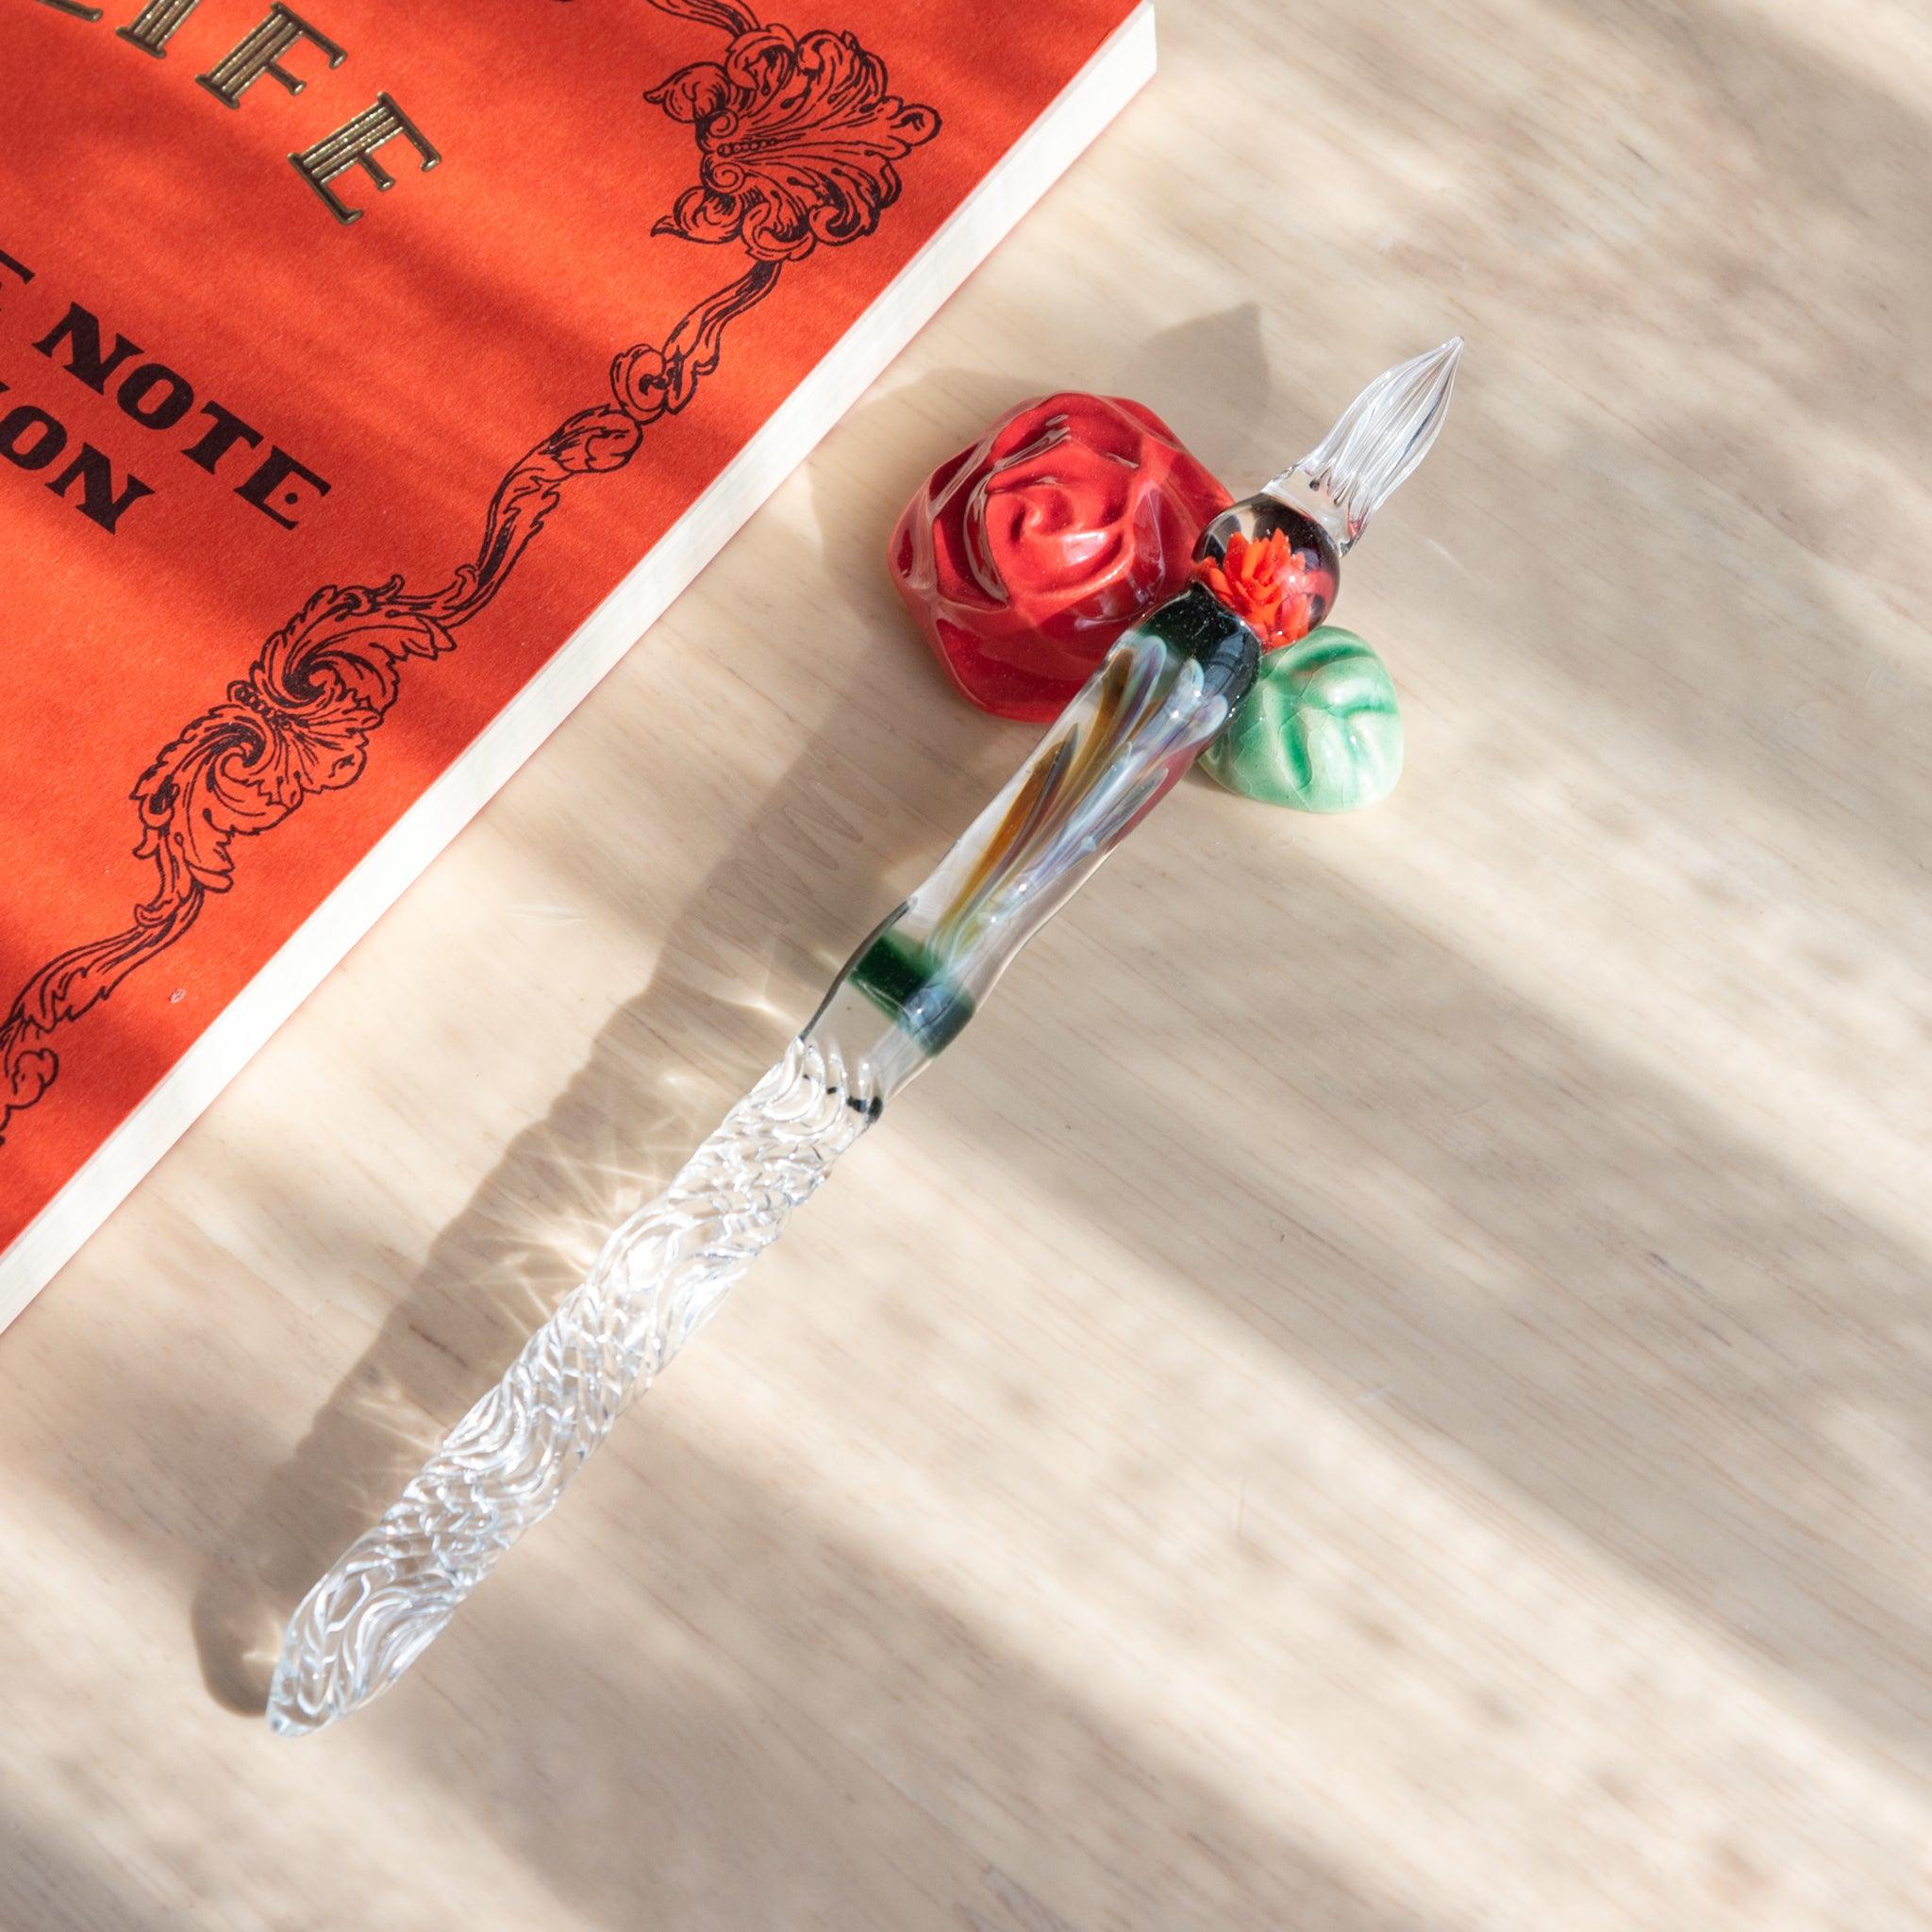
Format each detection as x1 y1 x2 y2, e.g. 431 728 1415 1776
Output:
0 0 939 1144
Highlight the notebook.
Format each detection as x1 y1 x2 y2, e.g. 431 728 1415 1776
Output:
0 0 1156 1322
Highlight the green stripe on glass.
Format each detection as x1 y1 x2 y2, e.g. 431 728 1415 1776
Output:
849 927 976 1057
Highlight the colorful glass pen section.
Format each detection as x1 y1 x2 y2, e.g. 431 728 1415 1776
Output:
265 339 1462 1737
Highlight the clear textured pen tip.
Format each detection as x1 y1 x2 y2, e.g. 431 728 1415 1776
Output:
1272 337 1462 553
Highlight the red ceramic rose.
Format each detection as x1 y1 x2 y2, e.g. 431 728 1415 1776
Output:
890 393 1230 722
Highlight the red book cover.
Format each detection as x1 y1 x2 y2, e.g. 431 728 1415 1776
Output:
0 0 1153 1316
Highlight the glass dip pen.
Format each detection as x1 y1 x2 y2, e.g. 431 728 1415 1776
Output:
268 340 1461 1737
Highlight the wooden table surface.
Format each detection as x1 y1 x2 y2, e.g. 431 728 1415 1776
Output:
6 1 1931 1925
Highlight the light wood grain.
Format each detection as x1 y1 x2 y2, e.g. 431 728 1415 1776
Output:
6 0 1932 1924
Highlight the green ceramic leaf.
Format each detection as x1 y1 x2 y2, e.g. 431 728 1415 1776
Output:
1200 625 1402 812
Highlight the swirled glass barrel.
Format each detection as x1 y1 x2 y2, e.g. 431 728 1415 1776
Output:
804 584 1259 1109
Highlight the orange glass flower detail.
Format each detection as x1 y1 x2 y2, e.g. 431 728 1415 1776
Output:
1191 528 1329 650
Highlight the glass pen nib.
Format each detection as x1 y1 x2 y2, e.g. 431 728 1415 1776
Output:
1269 337 1463 554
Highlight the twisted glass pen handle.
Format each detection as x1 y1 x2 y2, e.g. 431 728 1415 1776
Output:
268 1040 873 1735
